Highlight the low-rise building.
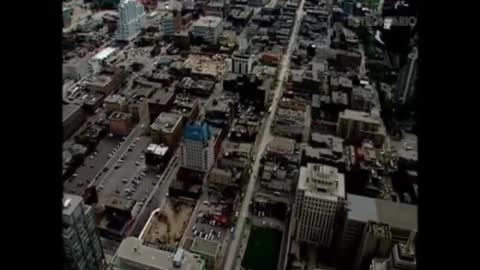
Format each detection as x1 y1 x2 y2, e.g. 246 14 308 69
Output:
108 111 133 137
172 94 200 123
104 94 128 114
145 143 170 167
112 237 206 270
208 167 237 187
205 97 234 128
183 237 221 270
337 109 386 147
147 89 175 123
150 112 183 148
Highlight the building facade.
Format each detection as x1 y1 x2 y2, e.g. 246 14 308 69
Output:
191 16 224 44
337 109 386 147
63 194 105 270
232 51 254 74
116 0 147 41
394 47 418 105
294 163 346 248
181 121 215 173
108 111 133 136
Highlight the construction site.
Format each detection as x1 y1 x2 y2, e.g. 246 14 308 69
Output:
140 198 196 251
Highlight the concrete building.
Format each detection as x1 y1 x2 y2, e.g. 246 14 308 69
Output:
294 163 346 248
63 194 105 270
205 97 234 128
394 47 418 105
116 0 147 41
353 222 393 270
204 0 228 18
207 167 236 186
191 16 223 44
85 74 119 95
368 233 417 270
183 237 221 270
63 55 91 81
145 143 170 167
88 47 118 75
232 50 254 74
108 111 133 136
104 94 128 114
112 237 206 270
337 109 386 147
158 0 183 37
340 194 417 269
63 104 86 141
150 112 183 148
181 121 215 173
147 89 175 124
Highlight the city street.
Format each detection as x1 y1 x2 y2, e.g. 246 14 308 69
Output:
222 1 306 269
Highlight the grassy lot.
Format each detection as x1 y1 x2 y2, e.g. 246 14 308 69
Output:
241 226 282 270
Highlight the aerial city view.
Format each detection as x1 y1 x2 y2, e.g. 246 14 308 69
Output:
62 0 418 270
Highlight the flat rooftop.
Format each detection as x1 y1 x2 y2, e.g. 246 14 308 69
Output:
190 238 221 257
108 111 132 121
298 163 346 200
114 237 205 270
267 136 296 155
347 193 417 231
63 193 83 217
151 112 183 133
148 89 175 105
63 104 82 123
339 109 381 124
193 16 223 28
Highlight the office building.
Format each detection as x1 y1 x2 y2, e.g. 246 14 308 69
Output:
116 0 146 41
191 16 223 44
63 194 105 270
63 104 86 141
112 237 206 270
340 194 417 269
294 163 346 248
353 222 393 270
158 1 183 37
181 121 215 173
394 47 418 105
150 112 184 148
337 109 386 147
368 232 416 270
232 50 254 74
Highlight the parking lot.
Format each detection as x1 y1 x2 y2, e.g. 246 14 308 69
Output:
64 136 122 195
97 135 162 202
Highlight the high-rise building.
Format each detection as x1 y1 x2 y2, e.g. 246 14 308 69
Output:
394 47 418 104
116 0 146 41
368 232 417 270
353 222 393 270
294 163 346 248
232 50 254 74
63 193 105 270
181 121 215 173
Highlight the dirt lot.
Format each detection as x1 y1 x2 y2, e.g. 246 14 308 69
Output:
143 198 195 248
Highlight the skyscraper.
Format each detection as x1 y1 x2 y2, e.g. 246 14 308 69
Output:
116 0 146 41
181 121 215 173
394 47 418 104
232 50 254 75
63 193 105 270
294 163 346 248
